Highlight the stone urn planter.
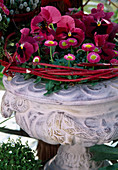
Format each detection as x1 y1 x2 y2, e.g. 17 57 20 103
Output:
1 74 118 169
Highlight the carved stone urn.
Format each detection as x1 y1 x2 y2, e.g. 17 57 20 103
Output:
1 74 118 170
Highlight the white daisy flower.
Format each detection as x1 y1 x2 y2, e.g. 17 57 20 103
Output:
35 0 39 4
19 4 24 9
23 2 28 7
0 13 2 22
10 10 14 15
1 36 4 41
30 0 33 5
33 3 37 9
10 0 14 4
26 7 30 12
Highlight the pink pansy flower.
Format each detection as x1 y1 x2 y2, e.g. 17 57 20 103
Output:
56 15 85 47
67 38 78 46
113 50 118 57
93 46 102 53
59 40 69 49
16 28 39 63
64 54 75 60
82 43 95 51
40 6 62 24
33 56 41 63
31 6 61 40
44 40 58 46
87 52 101 63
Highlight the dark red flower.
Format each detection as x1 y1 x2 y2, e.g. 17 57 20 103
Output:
101 42 116 61
82 3 115 39
0 0 4 3
83 14 113 39
94 33 115 61
91 3 114 21
55 15 85 47
109 22 118 41
31 6 61 40
16 28 39 63
94 33 109 47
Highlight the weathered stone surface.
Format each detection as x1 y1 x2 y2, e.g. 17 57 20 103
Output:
2 74 118 146
1 74 118 169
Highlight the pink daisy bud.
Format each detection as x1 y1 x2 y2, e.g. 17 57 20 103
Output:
110 59 118 68
113 50 118 57
64 54 75 61
1 4 9 15
44 40 58 46
93 46 102 53
87 52 101 63
33 56 41 63
33 35 44 42
59 40 69 49
67 38 78 46
110 59 118 64
82 43 95 51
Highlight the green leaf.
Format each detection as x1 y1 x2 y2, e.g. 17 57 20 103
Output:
0 116 14 125
99 163 118 170
90 144 118 161
67 75 72 79
34 76 42 83
46 81 55 90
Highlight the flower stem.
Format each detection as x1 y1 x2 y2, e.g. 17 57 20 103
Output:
68 60 70 67
50 46 54 63
86 51 89 63
38 46 40 56
71 46 74 54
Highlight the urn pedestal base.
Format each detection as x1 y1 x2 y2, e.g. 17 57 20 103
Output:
44 143 105 170
37 140 60 163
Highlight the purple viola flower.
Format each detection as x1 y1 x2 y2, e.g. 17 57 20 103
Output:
16 28 39 63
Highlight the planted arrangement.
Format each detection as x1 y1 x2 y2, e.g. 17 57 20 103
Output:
0 3 118 94
0 138 42 169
